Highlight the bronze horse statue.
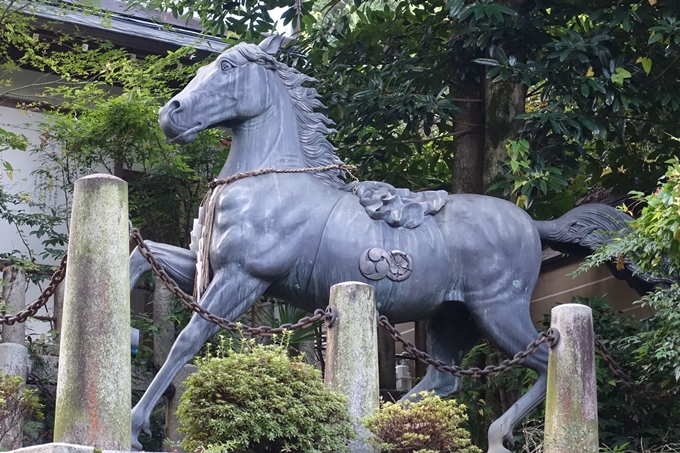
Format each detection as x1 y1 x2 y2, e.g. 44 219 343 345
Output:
129 35 647 452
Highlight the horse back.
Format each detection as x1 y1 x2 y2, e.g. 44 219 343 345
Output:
299 193 452 321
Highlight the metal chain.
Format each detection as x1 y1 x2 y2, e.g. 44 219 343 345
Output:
378 314 560 378
0 255 67 326
130 229 337 337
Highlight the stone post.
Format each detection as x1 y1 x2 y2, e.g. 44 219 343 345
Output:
152 274 175 368
53 174 131 450
544 304 598 453
0 266 29 451
164 364 198 452
2 266 27 345
325 282 379 453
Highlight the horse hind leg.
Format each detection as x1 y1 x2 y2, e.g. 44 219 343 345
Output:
467 298 549 453
403 301 483 400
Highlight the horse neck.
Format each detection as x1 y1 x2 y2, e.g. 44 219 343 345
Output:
218 77 305 179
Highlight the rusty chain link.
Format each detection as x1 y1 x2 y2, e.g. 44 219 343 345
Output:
0 255 67 326
131 229 337 337
378 314 560 378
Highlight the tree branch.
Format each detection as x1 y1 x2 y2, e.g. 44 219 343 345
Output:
647 53 680 85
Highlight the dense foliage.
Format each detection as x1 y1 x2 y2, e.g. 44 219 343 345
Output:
580 160 680 383
133 0 680 214
363 391 481 453
177 338 354 453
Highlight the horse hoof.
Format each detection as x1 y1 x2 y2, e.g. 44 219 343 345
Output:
131 437 143 451
131 407 151 451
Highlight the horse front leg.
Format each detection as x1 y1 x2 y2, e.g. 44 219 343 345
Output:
130 268 269 450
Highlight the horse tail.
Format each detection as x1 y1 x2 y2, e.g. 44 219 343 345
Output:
533 203 667 295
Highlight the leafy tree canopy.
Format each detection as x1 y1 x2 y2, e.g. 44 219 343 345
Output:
134 0 680 215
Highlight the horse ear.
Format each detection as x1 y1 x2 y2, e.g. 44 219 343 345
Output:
258 34 283 55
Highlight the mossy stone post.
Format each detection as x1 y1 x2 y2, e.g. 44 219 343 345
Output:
325 282 379 453
54 174 131 450
2 266 27 344
164 364 197 452
0 266 29 450
544 304 598 453
152 274 175 368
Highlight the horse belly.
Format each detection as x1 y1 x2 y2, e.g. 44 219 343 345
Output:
307 195 452 322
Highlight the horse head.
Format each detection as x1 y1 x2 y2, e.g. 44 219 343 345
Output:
159 36 284 145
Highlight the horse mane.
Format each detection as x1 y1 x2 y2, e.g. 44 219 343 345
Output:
232 43 353 192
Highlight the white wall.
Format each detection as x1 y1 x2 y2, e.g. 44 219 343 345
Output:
1 104 67 339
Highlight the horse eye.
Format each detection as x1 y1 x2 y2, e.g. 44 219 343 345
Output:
220 60 234 71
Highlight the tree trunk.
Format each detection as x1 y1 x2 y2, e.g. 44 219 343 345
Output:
450 71 485 195
483 0 527 192
483 78 526 192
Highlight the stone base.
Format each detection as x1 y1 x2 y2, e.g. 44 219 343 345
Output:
11 443 163 453
0 343 29 379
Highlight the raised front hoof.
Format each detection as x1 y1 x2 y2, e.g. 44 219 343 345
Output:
131 408 151 451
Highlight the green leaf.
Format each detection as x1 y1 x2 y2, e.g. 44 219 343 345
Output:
472 58 500 66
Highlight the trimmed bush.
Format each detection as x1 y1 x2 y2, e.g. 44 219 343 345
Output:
177 338 354 453
363 391 481 453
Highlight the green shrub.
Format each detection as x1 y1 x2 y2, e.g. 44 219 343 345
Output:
177 337 354 453
363 391 481 453
0 369 44 448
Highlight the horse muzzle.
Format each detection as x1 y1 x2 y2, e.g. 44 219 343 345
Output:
158 98 204 144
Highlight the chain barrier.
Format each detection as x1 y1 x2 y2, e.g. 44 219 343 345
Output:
130 229 337 337
0 255 67 326
379 314 560 378
0 229 672 395
134 225 562 378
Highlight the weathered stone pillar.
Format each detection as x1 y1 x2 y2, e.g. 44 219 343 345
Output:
153 274 175 368
544 304 598 453
164 364 198 452
325 282 379 453
53 174 131 450
2 266 27 345
1 266 29 450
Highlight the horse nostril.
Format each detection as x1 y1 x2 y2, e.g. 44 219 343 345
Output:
168 99 181 112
